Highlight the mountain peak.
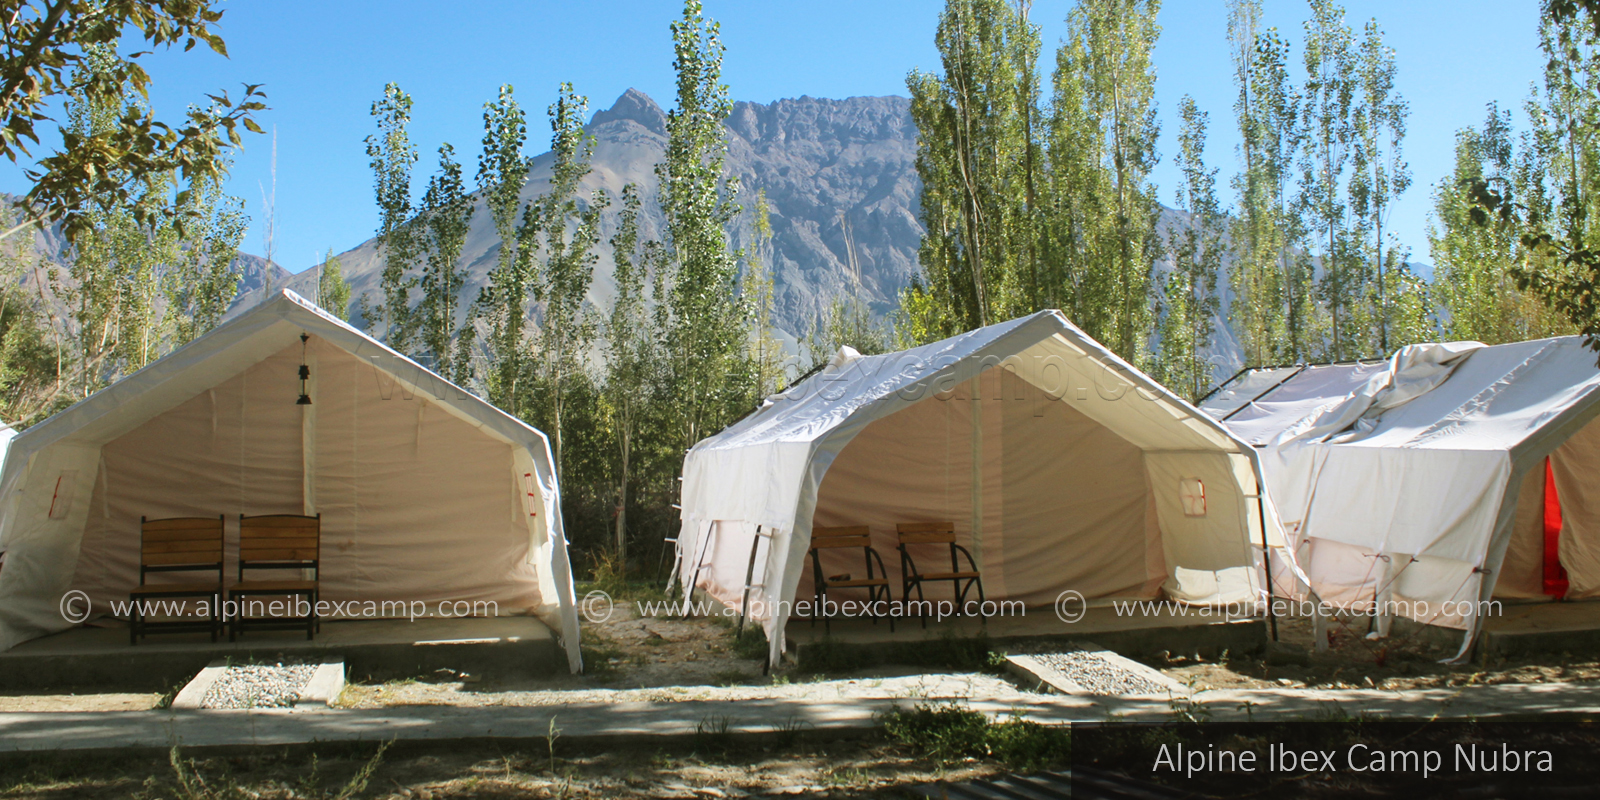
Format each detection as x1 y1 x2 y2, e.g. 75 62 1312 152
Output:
591 88 667 136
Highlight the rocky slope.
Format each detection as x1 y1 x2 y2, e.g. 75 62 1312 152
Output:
242 89 925 348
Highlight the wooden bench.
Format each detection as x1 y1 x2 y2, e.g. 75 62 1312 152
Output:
229 514 320 641
896 521 985 628
130 516 224 644
808 525 894 632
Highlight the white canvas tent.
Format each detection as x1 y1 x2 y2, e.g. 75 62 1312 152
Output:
678 310 1281 665
1200 337 1600 659
0 289 582 671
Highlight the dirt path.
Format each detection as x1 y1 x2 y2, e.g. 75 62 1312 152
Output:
1155 612 1600 691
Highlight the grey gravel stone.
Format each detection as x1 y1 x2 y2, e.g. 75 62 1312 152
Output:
1032 650 1166 696
199 662 318 709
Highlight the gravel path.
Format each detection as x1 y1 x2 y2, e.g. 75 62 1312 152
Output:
1034 650 1166 695
338 672 1032 709
201 663 318 709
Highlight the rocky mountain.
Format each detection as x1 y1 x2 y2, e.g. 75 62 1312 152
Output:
241 89 926 351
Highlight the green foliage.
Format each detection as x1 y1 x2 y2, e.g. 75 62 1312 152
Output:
1158 96 1223 401
744 189 785 398
1230 8 1307 366
50 46 248 403
657 0 754 453
903 0 1162 369
1300 0 1361 361
415 143 472 383
474 83 534 415
803 296 890 371
599 183 660 559
731 624 769 661
1351 17 1414 353
1449 5 1598 352
881 702 1069 771
363 82 419 350
527 84 606 481
1 1 265 243
903 0 1043 339
317 249 351 321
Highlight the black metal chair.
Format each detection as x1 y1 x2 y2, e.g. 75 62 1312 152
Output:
896 521 985 628
808 525 894 633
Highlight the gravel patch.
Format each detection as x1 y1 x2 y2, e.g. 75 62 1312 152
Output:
200 662 318 709
1033 650 1166 696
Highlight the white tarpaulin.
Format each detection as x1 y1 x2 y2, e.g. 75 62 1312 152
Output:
1203 337 1600 657
0 290 583 672
677 311 1280 665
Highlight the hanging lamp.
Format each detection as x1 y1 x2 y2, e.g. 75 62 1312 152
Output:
296 333 312 405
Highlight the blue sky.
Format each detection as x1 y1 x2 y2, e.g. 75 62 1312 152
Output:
0 1 1545 275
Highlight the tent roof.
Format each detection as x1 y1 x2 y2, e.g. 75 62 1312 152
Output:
683 310 1253 531
700 309 1244 457
1203 336 1600 455
3 289 546 461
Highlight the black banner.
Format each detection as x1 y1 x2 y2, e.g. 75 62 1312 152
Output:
1070 718 1600 797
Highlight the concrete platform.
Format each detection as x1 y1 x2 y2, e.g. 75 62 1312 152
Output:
0 617 564 692
784 603 1266 667
1481 599 1600 658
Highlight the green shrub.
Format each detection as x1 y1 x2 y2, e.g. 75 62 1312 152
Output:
882 702 1069 771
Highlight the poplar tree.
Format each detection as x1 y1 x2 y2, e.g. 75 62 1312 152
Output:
1350 18 1412 353
531 84 606 479
601 183 658 559
656 0 751 451
1159 96 1222 401
1057 0 1162 364
1300 0 1359 359
164 169 247 347
474 85 534 414
416 143 472 381
318 249 351 321
743 189 785 397
902 0 1041 341
1255 29 1316 362
363 83 419 350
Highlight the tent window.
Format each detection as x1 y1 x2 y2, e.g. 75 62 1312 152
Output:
1180 478 1206 517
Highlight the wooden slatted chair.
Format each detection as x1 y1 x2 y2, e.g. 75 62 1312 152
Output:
808 525 894 633
896 521 985 628
130 516 225 644
229 514 321 641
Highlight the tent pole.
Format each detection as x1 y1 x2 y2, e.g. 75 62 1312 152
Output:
680 519 716 618
1254 462 1279 642
737 525 766 636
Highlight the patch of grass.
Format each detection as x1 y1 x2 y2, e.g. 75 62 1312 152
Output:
580 628 623 681
587 548 668 603
153 682 182 710
694 714 736 752
731 625 769 661
771 716 810 747
136 741 393 800
881 701 1069 771
712 669 750 686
